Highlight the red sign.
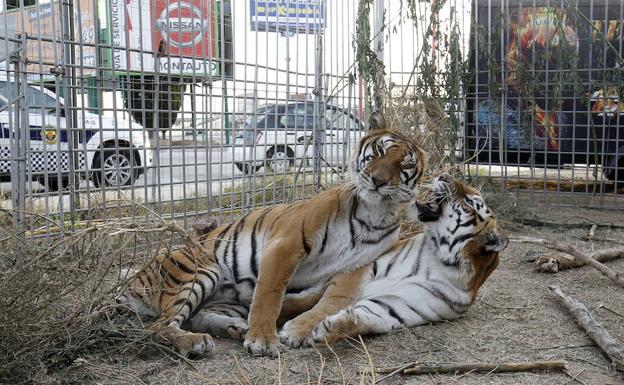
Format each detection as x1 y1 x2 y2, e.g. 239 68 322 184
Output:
152 0 215 59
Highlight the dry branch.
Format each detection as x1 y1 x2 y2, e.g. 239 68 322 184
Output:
401 360 567 375
531 247 624 273
521 217 624 230
362 360 567 376
512 237 624 288
548 286 624 372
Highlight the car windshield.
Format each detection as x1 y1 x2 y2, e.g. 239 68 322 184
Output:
0 81 59 110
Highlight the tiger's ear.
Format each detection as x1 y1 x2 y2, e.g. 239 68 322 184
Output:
481 231 509 253
368 111 386 131
193 218 218 236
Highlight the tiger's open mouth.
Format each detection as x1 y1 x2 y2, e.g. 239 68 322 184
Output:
415 199 443 222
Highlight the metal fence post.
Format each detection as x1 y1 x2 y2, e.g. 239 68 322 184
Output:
60 0 79 226
313 29 323 191
10 34 28 234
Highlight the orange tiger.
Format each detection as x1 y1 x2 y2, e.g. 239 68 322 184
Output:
117 113 427 356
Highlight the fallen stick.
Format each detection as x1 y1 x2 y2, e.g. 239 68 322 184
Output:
521 217 624 230
512 237 624 288
531 247 624 273
400 360 567 375
548 285 624 372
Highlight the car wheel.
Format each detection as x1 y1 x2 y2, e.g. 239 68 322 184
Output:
265 146 294 174
92 148 137 187
604 154 624 189
235 162 261 175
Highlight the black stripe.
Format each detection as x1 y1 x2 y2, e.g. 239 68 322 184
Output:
170 253 197 275
165 271 183 286
301 220 311 254
214 223 233 254
398 240 415 264
250 208 270 277
353 304 385 320
451 216 477 234
199 269 218 290
362 225 399 244
450 232 475 248
172 297 193 309
349 196 359 248
231 214 249 283
372 261 378 277
370 299 404 324
405 301 431 323
319 220 330 254
411 239 426 275
411 282 467 312
441 255 461 267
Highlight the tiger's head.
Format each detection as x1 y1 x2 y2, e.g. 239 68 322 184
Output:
409 174 508 300
352 113 426 203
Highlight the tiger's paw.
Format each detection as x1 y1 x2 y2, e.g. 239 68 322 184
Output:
171 332 215 357
243 333 283 358
278 319 315 348
225 319 249 341
309 314 349 346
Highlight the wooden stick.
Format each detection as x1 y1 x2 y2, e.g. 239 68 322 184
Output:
548 285 624 372
512 237 624 288
521 217 624 230
400 360 567 375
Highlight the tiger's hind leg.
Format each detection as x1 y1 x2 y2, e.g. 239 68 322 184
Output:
153 254 225 355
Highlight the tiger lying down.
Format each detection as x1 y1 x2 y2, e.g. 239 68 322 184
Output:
277 174 509 346
116 113 427 357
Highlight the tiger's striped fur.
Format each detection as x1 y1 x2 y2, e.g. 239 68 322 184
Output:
278 174 508 347
116 114 426 356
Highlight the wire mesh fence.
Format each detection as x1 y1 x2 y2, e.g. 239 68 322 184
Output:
0 0 622 238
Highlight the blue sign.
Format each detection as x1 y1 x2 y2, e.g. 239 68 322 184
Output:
250 0 326 34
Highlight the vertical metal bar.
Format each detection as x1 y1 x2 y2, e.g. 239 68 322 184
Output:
313 23 323 191
11 34 27 233
60 0 79 227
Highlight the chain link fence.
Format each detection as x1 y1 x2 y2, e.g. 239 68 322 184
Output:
0 0 622 238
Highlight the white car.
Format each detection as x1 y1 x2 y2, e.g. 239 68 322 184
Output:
0 81 151 190
233 102 365 174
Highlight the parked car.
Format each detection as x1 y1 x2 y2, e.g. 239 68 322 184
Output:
233 102 364 174
0 81 152 190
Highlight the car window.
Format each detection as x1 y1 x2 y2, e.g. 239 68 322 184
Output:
0 82 58 111
325 108 360 130
279 104 316 129
0 81 17 99
27 87 57 110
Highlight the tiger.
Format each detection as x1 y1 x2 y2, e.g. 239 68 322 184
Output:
276 174 509 347
116 112 427 357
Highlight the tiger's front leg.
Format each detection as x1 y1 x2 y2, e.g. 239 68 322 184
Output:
243 240 304 357
279 265 369 348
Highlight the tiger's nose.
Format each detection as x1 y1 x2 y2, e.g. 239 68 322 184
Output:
371 175 388 189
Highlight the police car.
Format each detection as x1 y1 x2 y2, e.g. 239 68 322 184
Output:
0 81 151 190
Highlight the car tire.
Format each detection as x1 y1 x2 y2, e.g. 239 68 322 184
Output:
92 147 138 188
265 146 294 174
604 154 624 189
235 162 261 175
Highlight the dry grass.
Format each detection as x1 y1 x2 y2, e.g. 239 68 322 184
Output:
2 202 624 385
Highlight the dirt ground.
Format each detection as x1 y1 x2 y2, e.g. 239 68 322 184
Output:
3 200 624 385
45 205 620 385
